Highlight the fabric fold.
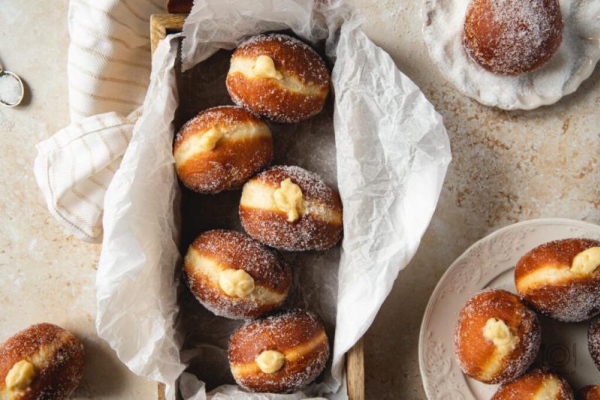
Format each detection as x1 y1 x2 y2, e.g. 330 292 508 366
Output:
34 109 141 242
35 0 164 241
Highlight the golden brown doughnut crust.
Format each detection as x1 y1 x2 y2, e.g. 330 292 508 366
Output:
580 386 600 400
0 323 85 399
226 33 330 123
463 0 563 75
492 369 574 400
173 106 273 194
184 230 292 319
228 309 330 393
239 165 343 251
454 289 540 384
515 238 600 322
166 0 192 13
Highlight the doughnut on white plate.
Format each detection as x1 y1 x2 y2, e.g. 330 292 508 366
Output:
422 0 600 110
419 218 600 399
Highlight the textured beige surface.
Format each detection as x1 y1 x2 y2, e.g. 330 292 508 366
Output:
345 0 600 399
1 0 599 399
0 1 157 398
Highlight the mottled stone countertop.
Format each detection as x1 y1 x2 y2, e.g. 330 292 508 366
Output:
1 0 598 399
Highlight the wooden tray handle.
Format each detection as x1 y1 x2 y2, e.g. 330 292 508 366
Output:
346 336 365 400
150 14 187 53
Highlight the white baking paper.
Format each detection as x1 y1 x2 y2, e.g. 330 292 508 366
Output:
96 0 451 399
97 35 184 385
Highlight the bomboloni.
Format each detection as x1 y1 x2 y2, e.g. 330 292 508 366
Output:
239 166 343 251
173 106 273 194
491 369 574 400
228 309 330 393
515 238 600 322
463 0 563 75
226 34 330 123
0 323 85 399
454 289 540 384
183 230 292 319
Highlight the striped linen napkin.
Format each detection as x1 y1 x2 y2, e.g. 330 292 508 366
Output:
34 0 165 242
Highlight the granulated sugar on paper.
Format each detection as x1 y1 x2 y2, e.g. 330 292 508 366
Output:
0 74 22 105
423 0 600 109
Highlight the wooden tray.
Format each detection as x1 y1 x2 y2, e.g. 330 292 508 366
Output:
150 14 365 400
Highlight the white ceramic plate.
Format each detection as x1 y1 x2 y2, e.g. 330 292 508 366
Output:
422 0 600 110
419 218 600 399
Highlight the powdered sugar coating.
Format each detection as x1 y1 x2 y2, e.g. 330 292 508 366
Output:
0 323 85 399
491 368 574 399
174 105 263 146
226 33 330 123
588 317 600 373
579 384 600 400
174 105 273 194
240 165 343 251
454 288 541 384
235 34 327 85
515 238 600 322
228 309 330 393
184 230 292 320
464 0 563 75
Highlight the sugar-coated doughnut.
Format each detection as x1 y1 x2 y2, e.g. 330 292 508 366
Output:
239 165 342 251
173 106 273 194
226 34 330 123
228 309 329 393
454 289 540 384
580 385 600 400
0 323 85 399
588 317 600 373
463 0 563 75
183 230 292 319
515 238 600 322
492 369 574 400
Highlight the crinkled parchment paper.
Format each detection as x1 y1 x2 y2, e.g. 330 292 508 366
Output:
96 1 451 399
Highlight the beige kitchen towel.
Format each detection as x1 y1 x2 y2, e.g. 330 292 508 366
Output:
67 0 164 120
34 0 165 242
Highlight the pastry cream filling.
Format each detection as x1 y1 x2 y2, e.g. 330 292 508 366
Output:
517 247 600 291
1 332 73 400
219 269 255 298
174 122 271 166
185 248 286 304
571 247 600 274
532 376 561 400
251 55 283 80
5 360 36 391
231 330 327 377
198 128 224 152
255 350 285 374
483 318 518 351
229 57 325 96
273 178 305 222
480 318 518 380
240 180 342 225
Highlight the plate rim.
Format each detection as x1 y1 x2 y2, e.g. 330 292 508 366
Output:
418 217 600 399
